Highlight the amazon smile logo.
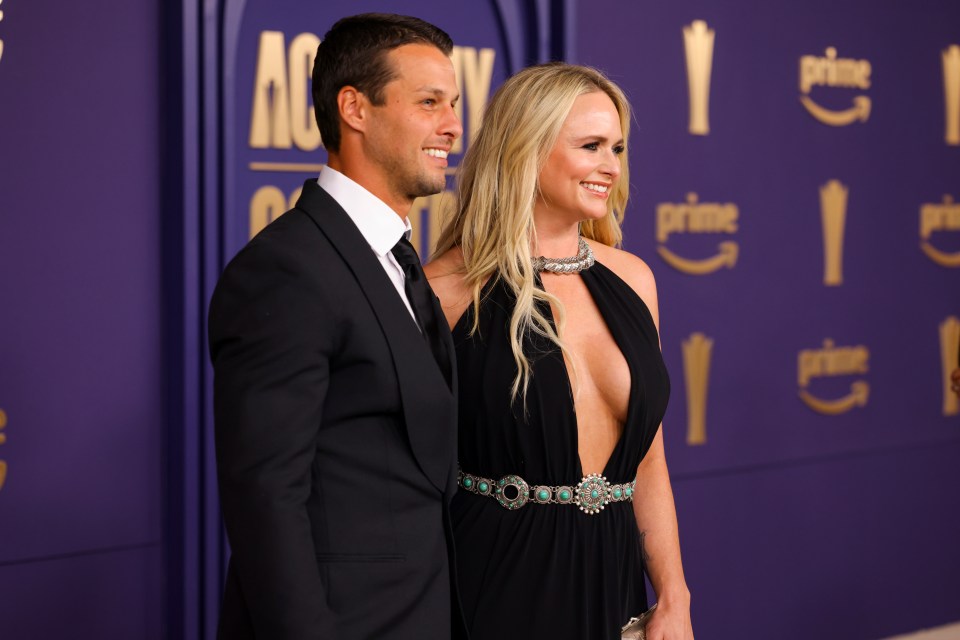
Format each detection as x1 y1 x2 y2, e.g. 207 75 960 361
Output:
920 195 960 267
799 47 872 126
656 193 738 275
797 339 870 415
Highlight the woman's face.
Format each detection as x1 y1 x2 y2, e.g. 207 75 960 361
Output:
535 91 624 228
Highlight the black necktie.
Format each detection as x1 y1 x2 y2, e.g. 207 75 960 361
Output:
391 237 450 385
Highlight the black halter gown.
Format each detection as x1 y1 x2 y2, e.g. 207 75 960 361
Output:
450 261 671 639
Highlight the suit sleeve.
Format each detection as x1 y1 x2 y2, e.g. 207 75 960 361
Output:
209 239 337 638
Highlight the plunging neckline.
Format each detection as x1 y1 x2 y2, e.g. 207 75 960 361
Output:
450 262 640 480
540 263 638 479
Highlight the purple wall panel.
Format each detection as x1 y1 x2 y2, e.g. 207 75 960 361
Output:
0 546 163 639
673 442 960 638
0 0 164 634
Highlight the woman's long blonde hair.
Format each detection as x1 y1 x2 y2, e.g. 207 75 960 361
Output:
433 62 632 400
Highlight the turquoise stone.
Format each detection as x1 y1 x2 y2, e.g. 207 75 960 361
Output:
478 481 489 492
613 488 622 499
590 489 599 499
625 487 633 497
538 489 550 501
559 490 571 501
463 477 474 489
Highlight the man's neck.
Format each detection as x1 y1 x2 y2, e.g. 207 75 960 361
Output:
325 154 411 221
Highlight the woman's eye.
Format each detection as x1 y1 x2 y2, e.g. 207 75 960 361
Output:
583 142 599 150
613 145 625 155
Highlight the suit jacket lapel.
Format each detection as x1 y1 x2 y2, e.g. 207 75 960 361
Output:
295 180 454 492
428 289 455 391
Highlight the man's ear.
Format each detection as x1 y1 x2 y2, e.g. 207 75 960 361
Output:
338 86 368 134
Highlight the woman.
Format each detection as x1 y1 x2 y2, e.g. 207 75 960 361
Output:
425 63 694 639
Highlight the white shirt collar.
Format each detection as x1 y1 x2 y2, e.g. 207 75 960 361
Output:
316 167 411 256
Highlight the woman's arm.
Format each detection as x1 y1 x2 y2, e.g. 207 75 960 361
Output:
632 428 694 639
593 241 694 639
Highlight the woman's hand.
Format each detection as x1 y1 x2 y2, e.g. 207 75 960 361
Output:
643 593 694 640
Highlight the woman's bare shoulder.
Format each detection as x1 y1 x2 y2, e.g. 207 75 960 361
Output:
587 240 660 328
424 246 472 329
424 245 464 280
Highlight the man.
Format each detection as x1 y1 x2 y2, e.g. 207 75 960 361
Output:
208 14 465 639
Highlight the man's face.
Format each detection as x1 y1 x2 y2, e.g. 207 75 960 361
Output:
363 44 462 208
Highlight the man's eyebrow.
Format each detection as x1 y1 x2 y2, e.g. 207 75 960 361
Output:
415 87 461 103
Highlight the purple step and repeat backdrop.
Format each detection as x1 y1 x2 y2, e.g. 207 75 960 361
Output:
0 0 166 638
1 0 958 638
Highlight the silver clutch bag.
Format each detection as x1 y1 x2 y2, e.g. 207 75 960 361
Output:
620 603 658 640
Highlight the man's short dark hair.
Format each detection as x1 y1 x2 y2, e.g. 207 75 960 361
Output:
312 13 454 153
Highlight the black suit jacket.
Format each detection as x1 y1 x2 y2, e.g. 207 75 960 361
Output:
209 179 465 639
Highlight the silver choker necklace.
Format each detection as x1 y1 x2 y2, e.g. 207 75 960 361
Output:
532 237 595 274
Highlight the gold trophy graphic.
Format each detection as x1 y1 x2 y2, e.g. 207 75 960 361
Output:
940 317 960 416
683 20 715 136
820 180 848 286
682 333 713 445
944 45 960 146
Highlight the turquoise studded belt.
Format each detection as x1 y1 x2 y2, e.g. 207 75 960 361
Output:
457 469 635 515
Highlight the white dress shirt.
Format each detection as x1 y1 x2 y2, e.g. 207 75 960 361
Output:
316 167 419 325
